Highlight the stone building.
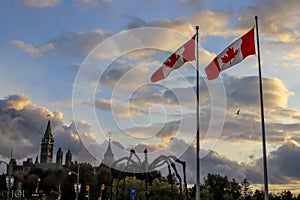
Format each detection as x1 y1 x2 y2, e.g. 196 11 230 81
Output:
9 120 73 175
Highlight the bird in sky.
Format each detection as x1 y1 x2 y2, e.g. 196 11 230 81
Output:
235 109 240 115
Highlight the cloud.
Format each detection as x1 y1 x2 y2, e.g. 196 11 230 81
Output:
126 17 194 36
74 0 99 7
188 75 299 145
0 94 96 164
3 90 300 185
223 76 292 109
0 94 31 111
9 40 54 55
126 9 233 38
262 42 300 70
159 138 260 184
124 2 299 44
22 0 61 8
189 10 235 37
265 141 300 182
166 138 298 185
237 0 300 42
51 29 110 58
9 29 110 58
73 73 297 145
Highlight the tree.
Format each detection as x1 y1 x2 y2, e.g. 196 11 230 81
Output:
41 173 57 193
149 170 162 184
23 174 39 193
204 173 231 200
229 178 241 200
97 167 112 199
281 190 293 200
252 189 264 200
111 175 182 200
241 178 251 200
200 189 214 200
223 193 235 200
150 178 181 200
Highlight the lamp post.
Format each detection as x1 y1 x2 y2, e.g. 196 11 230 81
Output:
35 176 41 193
68 164 80 200
0 161 12 200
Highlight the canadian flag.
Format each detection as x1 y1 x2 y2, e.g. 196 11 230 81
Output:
151 35 196 82
205 28 255 80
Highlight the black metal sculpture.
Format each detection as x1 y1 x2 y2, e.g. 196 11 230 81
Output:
109 149 188 200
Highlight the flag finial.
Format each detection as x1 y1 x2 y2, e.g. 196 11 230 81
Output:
196 25 199 30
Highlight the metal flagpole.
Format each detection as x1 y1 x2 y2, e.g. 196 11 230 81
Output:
255 15 269 200
195 25 200 200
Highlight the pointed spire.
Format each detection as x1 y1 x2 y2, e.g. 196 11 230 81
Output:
40 120 54 163
103 139 114 166
45 120 53 137
105 139 113 156
65 149 72 167
56 147 63 168
42 120 54 143
35 155 39 164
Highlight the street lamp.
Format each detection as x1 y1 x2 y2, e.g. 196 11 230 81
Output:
68 164 80 200
35 176 41 193
0 161 12 200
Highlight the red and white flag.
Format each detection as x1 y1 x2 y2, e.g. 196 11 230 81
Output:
205 28 255 80
151 35 196 82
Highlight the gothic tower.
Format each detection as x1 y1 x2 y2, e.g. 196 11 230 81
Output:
65 149 72 167
103 139 114 167
40 120 54 163
56 147 63 168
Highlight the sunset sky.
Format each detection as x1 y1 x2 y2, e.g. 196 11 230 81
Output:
1 0 300 192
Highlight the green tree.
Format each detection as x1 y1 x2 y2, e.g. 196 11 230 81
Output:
111 176 182 200
229 178 241 200
240 178 251 200
23 174 39 193
204 173 230 200
200 189 214 200
150 178 181 200
252 189 264 200
281 190 293 200
113 177 146 200
97 167 113 199
60 163 98 200
223 193 235 200
269 192 281 200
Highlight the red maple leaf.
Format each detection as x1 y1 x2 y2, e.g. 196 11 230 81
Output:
164 53 180 68
221 47 239 64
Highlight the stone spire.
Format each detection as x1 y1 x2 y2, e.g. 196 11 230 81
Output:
103 139 114 166
65 149 72 167
40 120 54 163
56 147 63 168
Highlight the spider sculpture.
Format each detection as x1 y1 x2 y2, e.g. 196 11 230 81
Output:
109 149 188 200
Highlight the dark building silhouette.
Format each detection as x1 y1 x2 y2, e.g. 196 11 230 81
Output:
56 147 63 168
96 139 115 173
40 120 54 163
103 139 114 167
34 155 38 164
65 149 72 168
9 120 73 174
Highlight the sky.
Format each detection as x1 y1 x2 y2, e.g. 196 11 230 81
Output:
1 0 300 193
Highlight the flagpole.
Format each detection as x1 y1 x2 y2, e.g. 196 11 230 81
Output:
195 25 200 200
255 15 269 200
